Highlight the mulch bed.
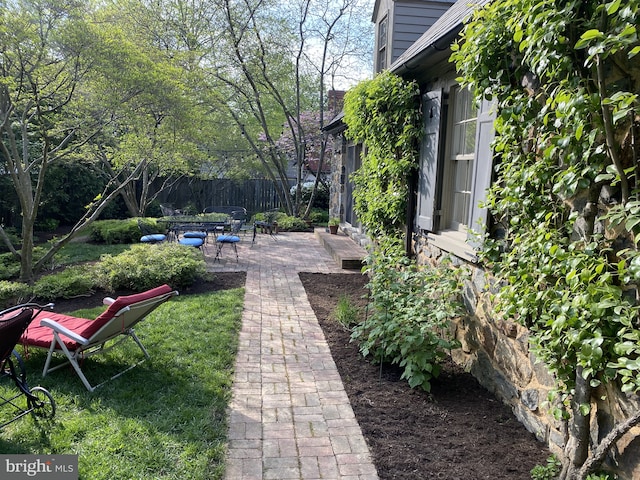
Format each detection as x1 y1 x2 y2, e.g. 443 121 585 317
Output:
300 272 550 480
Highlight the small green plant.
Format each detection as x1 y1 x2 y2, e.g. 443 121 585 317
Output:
328 217 340 226
351 249 468 391
333 295 360 330
530 455 561 480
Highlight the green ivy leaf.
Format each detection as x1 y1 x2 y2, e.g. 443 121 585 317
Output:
579 403 591 416
575 29 604 49
606 0 622 14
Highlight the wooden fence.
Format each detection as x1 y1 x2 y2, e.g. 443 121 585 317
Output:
154 178 283 217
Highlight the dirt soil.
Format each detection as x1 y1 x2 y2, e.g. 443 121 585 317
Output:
299 272 551 480
50 271 550 479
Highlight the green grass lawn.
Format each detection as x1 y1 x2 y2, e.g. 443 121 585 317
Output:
0 287 244 479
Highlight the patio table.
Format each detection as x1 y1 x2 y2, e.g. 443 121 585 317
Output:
161 215 230 242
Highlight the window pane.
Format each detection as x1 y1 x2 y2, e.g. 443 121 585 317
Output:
378 18 387 48
446 87 478 230
464 120 476 155
453 124 463 155
451 158 472 227
453 97 465 124
378 48 386 71
454 159 472 192
452 191 470 226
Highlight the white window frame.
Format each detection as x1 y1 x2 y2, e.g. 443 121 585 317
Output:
441 86 477 235
376 15 388 72
416 86 496 262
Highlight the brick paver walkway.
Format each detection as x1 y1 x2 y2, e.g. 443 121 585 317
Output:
205 229 378 480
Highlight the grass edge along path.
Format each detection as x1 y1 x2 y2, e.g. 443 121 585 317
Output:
0 286 244 480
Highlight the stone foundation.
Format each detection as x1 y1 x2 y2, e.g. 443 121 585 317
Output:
413 232 640 479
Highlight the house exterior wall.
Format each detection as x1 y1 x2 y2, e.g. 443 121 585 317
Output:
329 134 344 222
373 0 392 72
330 0 640 475
414 214 640 480
327 134 640 478
391 1 455 61
328 38 640 480
372 0 454 72
410 65 639 480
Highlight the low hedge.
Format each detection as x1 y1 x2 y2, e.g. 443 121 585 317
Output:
0 242 208 309
31 264 98 301
96 243 206 291
0 280 33 309
90 218 168 245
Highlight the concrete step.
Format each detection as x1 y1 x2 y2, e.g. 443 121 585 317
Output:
315 228 367 270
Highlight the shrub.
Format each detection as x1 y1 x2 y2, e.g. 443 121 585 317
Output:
32 264 98 301
308 209 328 224
34 218 59 232
291 182 329 210
0 228 22 254
274 214 310 231
96 243 206 291
90 218 168 245
351 249 467 392
0 280 32 309
0 252 20 280
90 219 141 244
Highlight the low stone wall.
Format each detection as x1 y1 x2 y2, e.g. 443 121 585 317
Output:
413 233 640 479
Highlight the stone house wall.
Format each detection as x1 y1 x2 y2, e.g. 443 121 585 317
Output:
413 233 640 479
325 97 640 479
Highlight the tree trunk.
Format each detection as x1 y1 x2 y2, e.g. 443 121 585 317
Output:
578 407 640 479
19 218 35 284
560 367 592 480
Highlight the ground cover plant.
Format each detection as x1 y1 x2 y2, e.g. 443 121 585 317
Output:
0 276 245 480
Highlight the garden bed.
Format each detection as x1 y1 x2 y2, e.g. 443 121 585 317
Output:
300 272 550 480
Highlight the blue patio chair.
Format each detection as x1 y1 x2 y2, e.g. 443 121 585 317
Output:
214 214 244 262
177 222 207 250
178 236 205 250
138 220 166 244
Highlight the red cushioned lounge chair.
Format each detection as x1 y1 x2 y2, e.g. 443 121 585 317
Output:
21 284 178 392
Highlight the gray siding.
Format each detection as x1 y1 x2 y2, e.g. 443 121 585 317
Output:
391 1 454 62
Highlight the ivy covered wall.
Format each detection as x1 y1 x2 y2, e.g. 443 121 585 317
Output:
329 0 640 477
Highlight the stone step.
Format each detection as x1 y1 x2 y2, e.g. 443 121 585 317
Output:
315 228 367 270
